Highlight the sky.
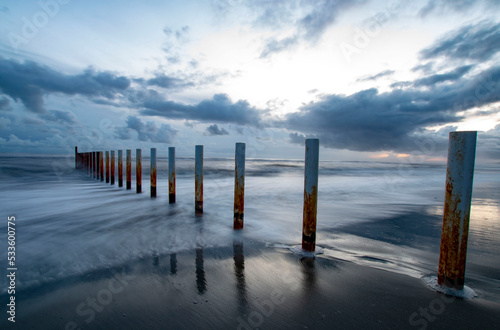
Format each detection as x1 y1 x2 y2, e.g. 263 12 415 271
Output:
0 0 499 162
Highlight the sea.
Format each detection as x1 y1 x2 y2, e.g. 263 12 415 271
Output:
0 154 499 302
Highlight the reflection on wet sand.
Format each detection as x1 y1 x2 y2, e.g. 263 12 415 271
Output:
301 257 317 291
170 254 177 275
233 241 247 313
196 249 207 295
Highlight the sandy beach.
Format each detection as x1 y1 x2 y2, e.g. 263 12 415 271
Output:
3 238 499 330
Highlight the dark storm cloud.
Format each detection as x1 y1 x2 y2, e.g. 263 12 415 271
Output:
205 124 229 136
419 0 499 17
41 110 78 125
259 0 367 58
0 58 131 113
412 65 474 87
285 66 500 152
116 116 177 143
420 21 500 62
146 73 192 89
141 93 263 127
356 70 395 82
0 96 10 110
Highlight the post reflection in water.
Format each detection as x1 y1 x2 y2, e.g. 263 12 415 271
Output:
196 249 207 295
300 257 317 291
170 254 177 275
233 241 248 313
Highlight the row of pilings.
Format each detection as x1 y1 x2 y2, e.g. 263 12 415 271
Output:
75 132 477 291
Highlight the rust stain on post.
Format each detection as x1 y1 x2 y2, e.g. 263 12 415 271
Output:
126 149 132 190
169 147 176 204
105 151 110 183
110 151 115 185
234 143 245 230
118 150 123 187
302 139 319 252
151 148 157 198
136 149 142 193
195 145 203 215
438 131 477 290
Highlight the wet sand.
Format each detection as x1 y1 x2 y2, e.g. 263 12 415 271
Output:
4 239 500 330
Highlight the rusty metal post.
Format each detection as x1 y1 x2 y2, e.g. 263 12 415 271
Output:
96 152 100 180
438 131 477 290
105 151 110 183
234 143 245 230
302 139 319 252
86 153 90 176
126 149 132 190
151 148 157 198
110 150 115 185
100 152 104 182
195 145 203 214
169 147 176 204
136 149 142 193
93 152 96 179
118 150 123 187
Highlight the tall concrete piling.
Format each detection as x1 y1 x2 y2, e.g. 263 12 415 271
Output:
151 148 157 198
438 131 477 290
106 151 110 183
126 149 132 190
118 150 123 187
136 149 142 193
169 147 176 204
233 143 245 230
110 150 115 185
302 139 319 252
195 145 203 214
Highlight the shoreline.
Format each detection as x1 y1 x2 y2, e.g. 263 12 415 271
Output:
3 240 500 329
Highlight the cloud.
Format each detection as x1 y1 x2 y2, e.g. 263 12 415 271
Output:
141 93 263 127
419 0 499 17
0 58 131 113
0 96 10 111
356 70 395 82
205 124 229 136
116 116 177 143
259 0 367 58
147 73 192 89
420 21 500 62
41 110 78 125
409 65 474 87
285 66 500 152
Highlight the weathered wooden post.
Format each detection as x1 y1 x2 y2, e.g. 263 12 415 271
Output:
234 143 245 230
75 146 78 169
136 149 142 193
302 139 319 252
438 131 477 290
195 145 203 214
151 148 157 198
105 151 110 183
169 147 176 204
118 150 123 187
100 152 104 182
110 150 115 185
126 150 132 190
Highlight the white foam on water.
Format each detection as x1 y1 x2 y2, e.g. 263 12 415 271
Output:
422 276 477 299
